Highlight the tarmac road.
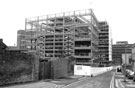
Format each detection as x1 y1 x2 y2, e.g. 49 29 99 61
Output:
61 70 115 88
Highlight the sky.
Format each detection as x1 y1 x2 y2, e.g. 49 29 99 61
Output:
0 0 135 46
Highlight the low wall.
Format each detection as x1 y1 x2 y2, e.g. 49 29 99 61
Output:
74 65 113 76
39 58 68 79
90 66 113 76
52 59 68 79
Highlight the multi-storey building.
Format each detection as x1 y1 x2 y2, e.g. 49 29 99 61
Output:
132 44 135 72
112 41 133 65
17 30 25 49
17 30 37 51
17 9 99 65
98 21 112 66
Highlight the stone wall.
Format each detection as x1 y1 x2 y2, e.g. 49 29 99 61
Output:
0 50 34 85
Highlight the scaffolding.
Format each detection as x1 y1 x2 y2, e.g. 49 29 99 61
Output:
24 9 99 64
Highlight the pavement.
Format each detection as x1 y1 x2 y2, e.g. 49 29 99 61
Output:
0 81 57 88
114 71 135 88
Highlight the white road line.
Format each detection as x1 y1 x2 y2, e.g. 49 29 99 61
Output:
62 76 90 88
126 84 135 87
119 79 125 88
110 72 115 88
115 75 124 77
115 79 125 88
115 79 119 88
63 71 113 88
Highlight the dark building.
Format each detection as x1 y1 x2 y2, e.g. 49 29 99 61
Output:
112 41 133 65
0 39 7 50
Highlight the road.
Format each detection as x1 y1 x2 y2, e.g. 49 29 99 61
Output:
1 70 115 88
62 70 115 88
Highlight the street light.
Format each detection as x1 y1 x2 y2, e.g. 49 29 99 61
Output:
123 44 127 82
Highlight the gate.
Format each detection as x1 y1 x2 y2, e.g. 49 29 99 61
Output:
39 61 51 80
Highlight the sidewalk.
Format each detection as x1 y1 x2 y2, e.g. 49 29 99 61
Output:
2 81 57 88
115 72 135 88
1 75 85 88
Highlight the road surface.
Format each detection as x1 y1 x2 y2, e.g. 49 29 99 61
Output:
2 70 115 88
62 70 115 88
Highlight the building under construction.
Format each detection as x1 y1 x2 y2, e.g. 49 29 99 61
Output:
17 9 99 65
98 22 112 66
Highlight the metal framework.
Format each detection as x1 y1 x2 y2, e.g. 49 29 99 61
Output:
24 9 99 65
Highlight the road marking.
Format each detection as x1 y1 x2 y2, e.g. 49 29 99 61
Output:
119 79 125 88
110 72 115 88
115 79 125 88
115 79 118 88
126 84 135 87
78 76 87 80
62 76 90 88
62 70 113 88
115 75 124 77
116 72 122 75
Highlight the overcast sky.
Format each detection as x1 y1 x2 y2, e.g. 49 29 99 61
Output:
0 0 135 46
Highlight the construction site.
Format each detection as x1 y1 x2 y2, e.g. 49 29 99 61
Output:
19 9 99 65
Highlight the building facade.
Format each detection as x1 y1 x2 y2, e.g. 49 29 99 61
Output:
132 44 135 72
98 21 112 66
17 9 113 66
17 30 26 49
122 53 132 65
112 41 133 65
17 9 99 65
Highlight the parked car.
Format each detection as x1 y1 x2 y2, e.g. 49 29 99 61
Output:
125 69 135 79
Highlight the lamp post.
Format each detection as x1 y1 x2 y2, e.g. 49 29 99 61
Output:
123 44 127 82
